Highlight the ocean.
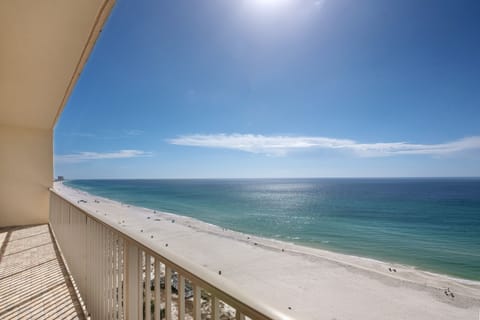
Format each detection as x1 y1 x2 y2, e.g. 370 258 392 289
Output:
64 178 480 281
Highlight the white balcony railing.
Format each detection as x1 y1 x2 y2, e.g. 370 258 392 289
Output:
49 189 293 320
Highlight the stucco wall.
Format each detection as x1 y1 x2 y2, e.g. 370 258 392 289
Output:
0 125 52 227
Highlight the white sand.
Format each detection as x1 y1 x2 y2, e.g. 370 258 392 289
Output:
55 182 480 320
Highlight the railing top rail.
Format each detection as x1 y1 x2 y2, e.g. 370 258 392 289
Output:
50 188 296 320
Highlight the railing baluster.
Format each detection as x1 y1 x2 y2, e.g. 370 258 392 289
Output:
110 232 114 319
113 233 118 320
97 221 101 319
84 217 89 314
165 266 172 320
100 223 105 318
236 310 246 320
119 237 125 319
178 275 185 319
88 218 93 318
103 225 108 318
107 229 115 319
146 254 152 320
126 241 139 320
193 284 201 320
92 219 97 319
90 218 94 317
139 250 144 320
81 211 87 300
106 229 110 318
107 228 111 318
154 258 161 320
113 232 117 320
94 220 99 319
211 296 220 320
91 220 96 319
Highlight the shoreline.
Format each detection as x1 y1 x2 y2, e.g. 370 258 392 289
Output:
55 182 480 319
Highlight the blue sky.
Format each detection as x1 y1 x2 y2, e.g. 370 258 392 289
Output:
55 0 480 178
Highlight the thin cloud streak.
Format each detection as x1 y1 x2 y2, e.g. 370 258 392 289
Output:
55 150 152 163
168 134 480 157
125 129 144 136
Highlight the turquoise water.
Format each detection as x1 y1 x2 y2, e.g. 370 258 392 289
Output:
65 178 480 280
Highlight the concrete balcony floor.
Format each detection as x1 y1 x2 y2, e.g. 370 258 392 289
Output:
0 224 84 319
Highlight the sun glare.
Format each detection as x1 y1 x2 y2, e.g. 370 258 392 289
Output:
256 0 285 5
248 0 291 9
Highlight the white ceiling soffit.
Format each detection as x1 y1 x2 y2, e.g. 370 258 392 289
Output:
0 0 115 130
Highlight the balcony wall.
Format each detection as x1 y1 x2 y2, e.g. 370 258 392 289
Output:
0 125 52 227
0 0 115 227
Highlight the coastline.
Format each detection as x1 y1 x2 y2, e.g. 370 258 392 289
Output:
55 182 480 319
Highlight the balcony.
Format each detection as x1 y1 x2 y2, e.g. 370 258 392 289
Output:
1 191 289 319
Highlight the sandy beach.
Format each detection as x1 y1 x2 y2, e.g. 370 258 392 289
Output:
55 182 480 320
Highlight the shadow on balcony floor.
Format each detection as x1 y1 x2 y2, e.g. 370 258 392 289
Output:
0 224 85 319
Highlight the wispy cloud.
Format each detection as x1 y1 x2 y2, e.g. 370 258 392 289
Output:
60 129 144 139
125 129 144 136
168 134 480 157
61 132 96 138
55 150 152 163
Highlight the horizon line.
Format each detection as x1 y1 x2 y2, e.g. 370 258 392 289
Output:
59 176 480 180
